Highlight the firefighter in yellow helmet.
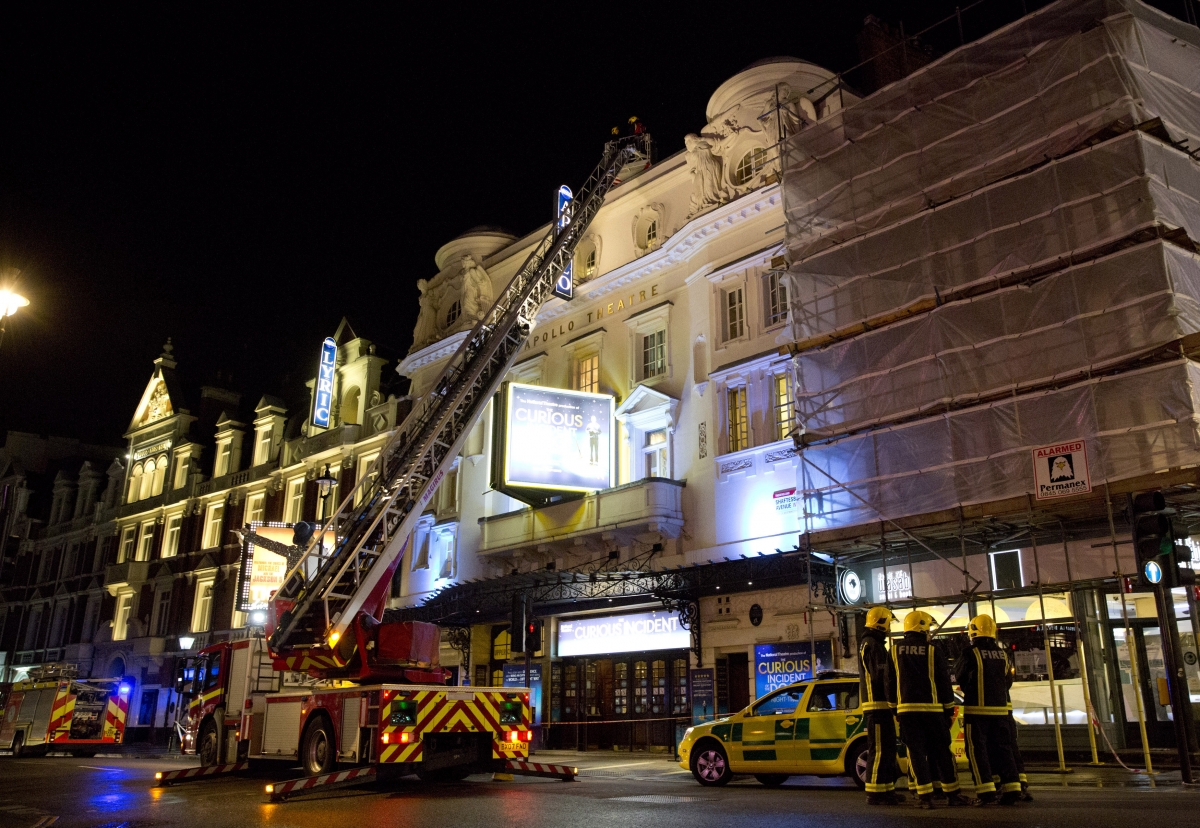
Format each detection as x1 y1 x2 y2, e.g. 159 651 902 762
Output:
954 614 1021 806
893 610 966 809
858 606 901 805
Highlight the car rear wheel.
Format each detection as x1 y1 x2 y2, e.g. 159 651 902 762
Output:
755 774 789 787
11 732 24 758
847 739 869 789
301 715 337 776
690 741 732 787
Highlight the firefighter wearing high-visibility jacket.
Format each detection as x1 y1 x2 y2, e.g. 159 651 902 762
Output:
954 613 1022 806
893 611 969 809
858 606 902 806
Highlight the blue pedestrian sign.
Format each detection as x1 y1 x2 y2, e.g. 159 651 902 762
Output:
1144 560 1163 584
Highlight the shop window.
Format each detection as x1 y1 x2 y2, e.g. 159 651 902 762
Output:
990 549 1023 590
763 268 788 328
586 661 599 716
999 624 1083 726
726 386 749 453
614 662 629 715
722 285 745 342
634 661 648 714
773 374 793 443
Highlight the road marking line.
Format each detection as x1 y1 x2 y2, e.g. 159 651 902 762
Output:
32 817 59 827
79 766 119 771
579 761 659 770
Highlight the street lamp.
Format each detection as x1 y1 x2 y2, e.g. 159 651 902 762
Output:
0 283 29 355
314 464 337 512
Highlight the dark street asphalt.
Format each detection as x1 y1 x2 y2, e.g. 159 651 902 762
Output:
1 754 1197 828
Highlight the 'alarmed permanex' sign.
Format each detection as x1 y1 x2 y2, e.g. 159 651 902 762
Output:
311 337 337 429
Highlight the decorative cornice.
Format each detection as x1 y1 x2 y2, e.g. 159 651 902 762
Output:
396 330 470 377
535 186 782 323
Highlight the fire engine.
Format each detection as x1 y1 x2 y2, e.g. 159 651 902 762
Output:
168 134 652 793
1 664 130 756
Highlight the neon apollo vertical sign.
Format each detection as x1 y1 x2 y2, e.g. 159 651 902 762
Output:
311 337 337 429
553 184 574 300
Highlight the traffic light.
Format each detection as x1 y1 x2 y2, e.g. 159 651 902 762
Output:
524 618 544 655
511 592 532 652
1132 491 1180 588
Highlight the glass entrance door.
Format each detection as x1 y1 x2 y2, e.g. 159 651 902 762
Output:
1113 625 1178 747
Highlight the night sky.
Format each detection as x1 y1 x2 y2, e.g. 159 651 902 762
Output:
1 1 1187 446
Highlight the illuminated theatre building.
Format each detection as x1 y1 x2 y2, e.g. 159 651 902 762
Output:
394 2 1200 758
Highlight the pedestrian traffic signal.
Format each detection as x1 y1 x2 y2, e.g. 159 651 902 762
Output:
1132 491 1181 588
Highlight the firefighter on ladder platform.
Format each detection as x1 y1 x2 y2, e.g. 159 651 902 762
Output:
954 613 1023 806
894 611 971 809
859 606 903 806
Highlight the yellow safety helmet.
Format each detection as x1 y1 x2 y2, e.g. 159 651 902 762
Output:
903 610 935 635
968 614 998 640
865 606 894 631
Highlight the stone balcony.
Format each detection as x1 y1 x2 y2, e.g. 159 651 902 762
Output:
478 478 685 558
105 560 151 591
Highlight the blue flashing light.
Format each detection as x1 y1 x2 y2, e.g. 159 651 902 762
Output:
119 683 132 695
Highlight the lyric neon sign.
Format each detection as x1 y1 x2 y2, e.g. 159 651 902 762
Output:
311 337 337 429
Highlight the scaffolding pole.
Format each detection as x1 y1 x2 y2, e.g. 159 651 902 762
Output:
1029 496 1069 772
1065 525 1102 766
1105 482 1154 774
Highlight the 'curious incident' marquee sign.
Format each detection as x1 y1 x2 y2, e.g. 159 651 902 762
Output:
558 610 690 657
491 382 614 506
1032 439 1091 500
311 337 337 429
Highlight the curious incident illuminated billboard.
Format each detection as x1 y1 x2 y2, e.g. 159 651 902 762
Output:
557 610 690 657
491 382 614 506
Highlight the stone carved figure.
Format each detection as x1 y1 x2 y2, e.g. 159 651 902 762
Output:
685 133 729 216
412 278 440 350
460 254 493 323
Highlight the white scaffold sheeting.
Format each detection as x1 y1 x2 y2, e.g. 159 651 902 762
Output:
793 240 1200 436
796 359 1200 531
782 0 1200 256
785 130 1200 344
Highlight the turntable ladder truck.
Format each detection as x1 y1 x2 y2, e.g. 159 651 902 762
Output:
164 134 651 799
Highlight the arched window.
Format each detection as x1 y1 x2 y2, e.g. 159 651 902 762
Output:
341 386 361 426
150 455 167 496
445 300 461 328
732 148 769 186
139 459 155 501
128 464 144 503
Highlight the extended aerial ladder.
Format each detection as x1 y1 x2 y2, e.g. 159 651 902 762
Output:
267 134 653 676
